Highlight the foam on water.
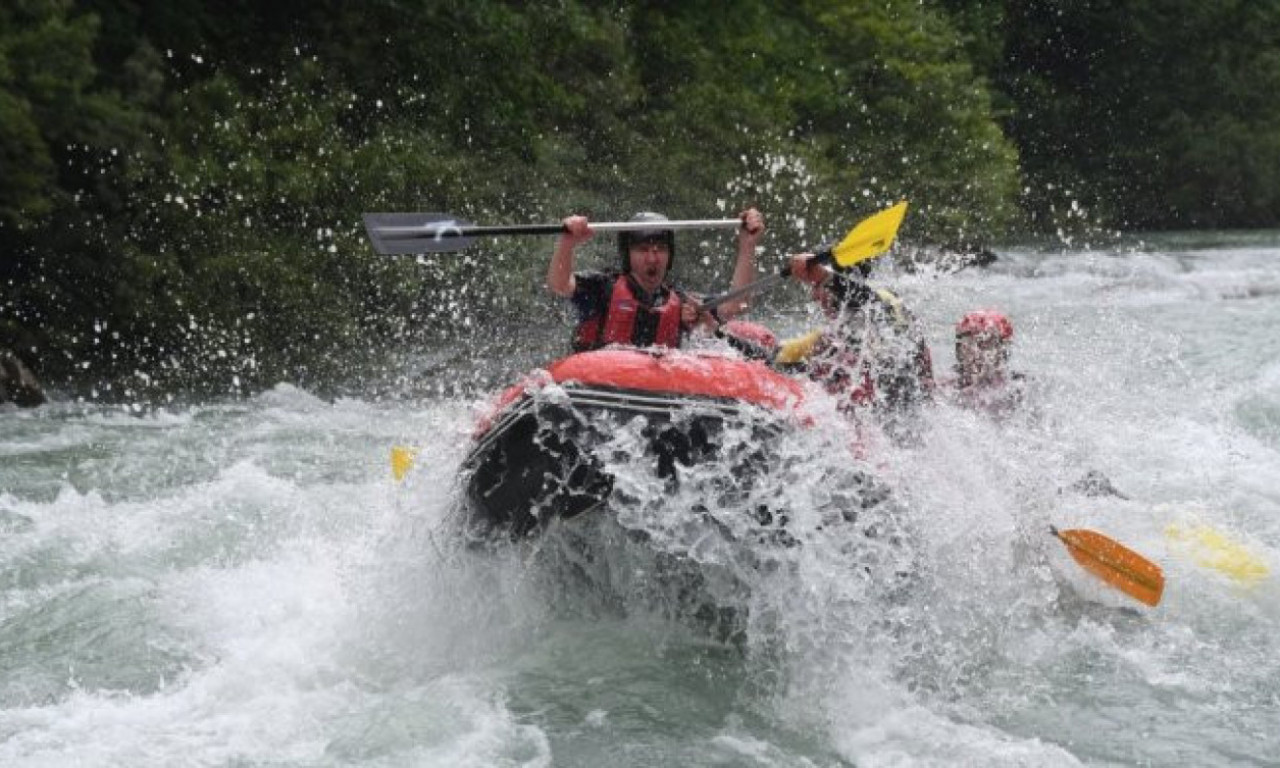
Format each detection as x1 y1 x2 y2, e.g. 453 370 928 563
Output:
3 243 1280 765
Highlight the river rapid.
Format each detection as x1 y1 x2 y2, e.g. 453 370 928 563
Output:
2 236 1279 767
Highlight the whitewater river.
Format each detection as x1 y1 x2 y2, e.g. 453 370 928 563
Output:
3 235 1279 766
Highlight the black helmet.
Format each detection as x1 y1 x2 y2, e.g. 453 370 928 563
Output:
827 270 874 312
810 239 874 312
618 211 675 272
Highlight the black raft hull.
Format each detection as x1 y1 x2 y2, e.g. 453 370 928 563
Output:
458 349 807 537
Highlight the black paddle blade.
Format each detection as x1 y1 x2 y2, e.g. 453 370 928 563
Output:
363 213 477 255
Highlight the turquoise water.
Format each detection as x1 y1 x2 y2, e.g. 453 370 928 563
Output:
2 241 1279 766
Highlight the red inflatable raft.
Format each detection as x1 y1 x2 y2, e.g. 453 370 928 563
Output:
461 346 808 536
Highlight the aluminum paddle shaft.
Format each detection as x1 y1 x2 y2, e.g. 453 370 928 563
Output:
363 212 742 255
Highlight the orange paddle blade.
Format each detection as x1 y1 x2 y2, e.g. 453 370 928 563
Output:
1052 527 1165 607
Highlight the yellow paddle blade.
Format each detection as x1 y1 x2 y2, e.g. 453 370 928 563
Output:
832 201 909 268
1052 527 1165 607
774 329 823 365
390 445 418 482
1165 523 1270 588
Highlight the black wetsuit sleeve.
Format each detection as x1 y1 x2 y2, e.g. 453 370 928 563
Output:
570 272 611 322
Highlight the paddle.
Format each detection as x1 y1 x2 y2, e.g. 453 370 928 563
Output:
391 445 417 482
363 212 743 256
703 201 908 312
1165 521 1270 587
1067 472 1266 590
1051 526 1165 607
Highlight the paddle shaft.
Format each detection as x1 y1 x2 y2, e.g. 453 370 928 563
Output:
703 249 843 312
704 271 787 312
374 218 742 242
701 202 908 311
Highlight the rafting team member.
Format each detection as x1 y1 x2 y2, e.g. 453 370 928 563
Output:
546 208 765 350
786 252 934 443
944 310 1027 418
944 311 1127 498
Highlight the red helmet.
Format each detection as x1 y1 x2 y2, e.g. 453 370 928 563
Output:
956 310 1013 340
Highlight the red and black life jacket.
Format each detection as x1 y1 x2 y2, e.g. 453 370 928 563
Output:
804 288 934 411
573 276 684 352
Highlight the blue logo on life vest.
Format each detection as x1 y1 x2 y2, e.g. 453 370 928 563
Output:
617 301 636 311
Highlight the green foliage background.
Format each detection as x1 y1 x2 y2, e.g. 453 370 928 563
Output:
2 0 1277 398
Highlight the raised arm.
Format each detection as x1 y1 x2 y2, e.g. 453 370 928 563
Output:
788 252 832 287
713 207 765 320
545 215 593 297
